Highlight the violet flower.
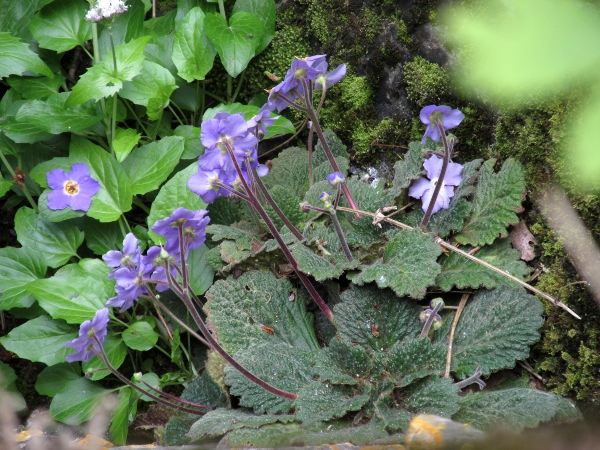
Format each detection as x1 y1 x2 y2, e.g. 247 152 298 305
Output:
65 308 110 363
102 233 140 268
327 172 346 186
107 260 152 312
409 155 463 214
315 64 347 90
188 168 229 204
247 105 279 138
151 208 210 255
46 163 100 212
420 105 465 145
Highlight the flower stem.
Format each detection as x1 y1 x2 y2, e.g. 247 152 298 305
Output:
329 211 353 262
0 151 38 213
420 118 451 228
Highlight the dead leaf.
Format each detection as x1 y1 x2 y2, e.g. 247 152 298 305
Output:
510 219 537 261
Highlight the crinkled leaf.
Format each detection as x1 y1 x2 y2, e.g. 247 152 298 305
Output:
313 129 349 165
436 238 530 291
122 321 159 351
291 241 355 281
172 7 216 82
165 416 196 446
427 159 483 236
181 371 228 408
120 60 177 120
397 376 460 428
147 162 206 244
446 286 544 378
15 93 103 134
82 335 128 381
350 228 442 299
0 247 46 310
204 11 264 77
334 284 422 353
453 388 562 432
15 207 83 268
66 36 152 106
49 377 112 425
27 259 113 324
69 136 133 222
35 363 80 397
296 382 370 425
391 141 425 196
263 184 306 229
0 32 54 78
0 315 77 366
188 408 294 441
122 136 184 195
385 339 446 387
204 271 319 354
224 343 313 413
455 158 525 246
313 337 373 384
7 75 65 100
30 0 91 53
232 0 276 54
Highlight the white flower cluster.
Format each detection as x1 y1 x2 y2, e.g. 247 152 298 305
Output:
85 0 128 22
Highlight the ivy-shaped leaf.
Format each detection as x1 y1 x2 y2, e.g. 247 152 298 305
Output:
232 0 276 54
350 228 442 299
204 271 319 354
444 286 544 378
49 377 112 425
385 339 446 387
435 238 530 291
296 382 370 424
30 0 91 53
455 158 525 246
334 284 422 353
187 408 294 441
224 343 314 413
0 32 54 79
172 7 216 82
0 247 46 310
453 388 563 432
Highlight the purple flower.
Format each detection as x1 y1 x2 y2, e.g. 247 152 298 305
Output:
201 112 257 154
409 155 463 214
107 260 152 312
102 233 140 268
143 246 179 292
315 64 346 90
151 207 210 255
247 105 279 138
65 308 109 363
327 172 346 186
188 168 229 204
419 105 465 145
47 163 100 212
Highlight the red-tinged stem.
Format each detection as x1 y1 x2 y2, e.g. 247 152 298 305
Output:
420 118 451 228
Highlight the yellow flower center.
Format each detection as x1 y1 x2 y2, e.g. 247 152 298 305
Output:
64 180 80 196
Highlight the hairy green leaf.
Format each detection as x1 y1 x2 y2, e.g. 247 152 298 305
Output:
385 339 446 387
296 382 370 424
181 371 228 408
398 376 460 427
351 228 442 299
391 141 425 195
313 337 373 384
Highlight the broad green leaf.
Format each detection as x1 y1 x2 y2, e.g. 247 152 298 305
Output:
110 387 136 445
187 245 214 296
35 363 81 397
313 129 350 165
455 158 525 246
204 271 319 354
0 315 78 365
82 335 128 380
224 343 313 413
15 207 83 267
38 189 86 223
97 0 146 54
204 11 264 77
122 136 184 195
15 93 103 134
147 162 206 243
172 7 216 82
445 286 544 378
188 408 294 441
0 178 13 198
66 36 152 107
296 382 370 425
30 0 91 53
27 259 113 324
7 75 65 99
334 284 422 353
435 238 530 291
0 0 43 41
28 156 71 187
50 377 112 425
133 372 160 402
453 388 562 432
0 32 54 78
291 241 357 282
113 128 142 162
232 0 276 54
165 416 196 446
444 0 600 101
0 361 25 411
0 247 46 310
70 136 133 222
385 339 446 387
120 60 177 120
81 217 121 255
122 321 159 351
350 228 442 299
174 125 203 159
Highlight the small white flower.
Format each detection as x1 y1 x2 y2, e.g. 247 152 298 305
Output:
86 0 128 22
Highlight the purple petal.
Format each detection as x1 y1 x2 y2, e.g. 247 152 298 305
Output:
47 189 70 210
444 161 463 186
423 155 444 180
441 109 465 130
256 164 269 178
408 177 432 199
419 105 438 124
69 194 92 211
69 163 91 181
46 168 69 190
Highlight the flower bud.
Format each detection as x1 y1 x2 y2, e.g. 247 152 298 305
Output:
132 372 143 382
432 314 443 330
327 172 346 186
419 309 433 323
429 297 445 310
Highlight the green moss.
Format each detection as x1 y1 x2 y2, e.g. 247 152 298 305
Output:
404 56 451 107
351 118 411 162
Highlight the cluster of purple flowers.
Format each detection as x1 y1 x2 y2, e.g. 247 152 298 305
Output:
65 207 209 362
